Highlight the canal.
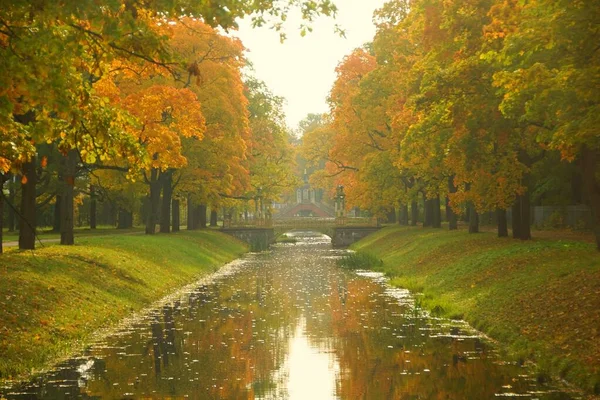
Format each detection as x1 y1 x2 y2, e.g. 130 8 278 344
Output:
2 232 579 399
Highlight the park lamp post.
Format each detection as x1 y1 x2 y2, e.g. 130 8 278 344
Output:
336 184 345 219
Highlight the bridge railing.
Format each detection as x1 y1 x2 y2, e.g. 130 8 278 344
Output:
271 217 334 229
223 216 379 229
334 217 379 227
222 219 271 229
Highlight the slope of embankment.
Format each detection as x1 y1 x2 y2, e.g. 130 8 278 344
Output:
351 226 600 395
0 230 247 383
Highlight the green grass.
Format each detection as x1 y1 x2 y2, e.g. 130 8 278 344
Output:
337 251 383 270
0 230 247 383
352 226 600 395
1 225 144 243
275 234 298 244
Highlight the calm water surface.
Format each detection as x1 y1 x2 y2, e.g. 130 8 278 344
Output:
2 232 579 399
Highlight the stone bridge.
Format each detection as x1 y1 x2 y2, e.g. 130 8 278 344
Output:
221 217 381 251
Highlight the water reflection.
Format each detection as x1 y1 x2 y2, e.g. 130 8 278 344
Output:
281 318 338 400
2 231 580 399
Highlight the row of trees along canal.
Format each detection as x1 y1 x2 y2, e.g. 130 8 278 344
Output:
0 0 344 253
299 0 600 251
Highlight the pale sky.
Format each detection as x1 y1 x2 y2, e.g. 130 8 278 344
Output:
235 0 387 130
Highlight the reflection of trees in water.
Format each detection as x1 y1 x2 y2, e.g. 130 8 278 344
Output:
151 320 163 375
16 357 102 399
114 256 315 398
163 305 176 365
327 276 559 400
13 240 573 400
150 305 177 376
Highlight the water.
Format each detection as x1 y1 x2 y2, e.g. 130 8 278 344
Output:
1 232 579 399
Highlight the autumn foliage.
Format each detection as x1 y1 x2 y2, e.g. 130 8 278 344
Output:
301 0 600 249
0 3 305 249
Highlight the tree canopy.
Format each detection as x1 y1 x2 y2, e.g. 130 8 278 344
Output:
299 0 600 248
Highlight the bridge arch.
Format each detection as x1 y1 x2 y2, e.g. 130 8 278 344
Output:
221 217 381 249
274 227 335 241
272 218 337 239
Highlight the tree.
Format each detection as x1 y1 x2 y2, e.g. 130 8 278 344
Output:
324 48 404 216
168 20 250 229
245 78 299 212
370 0 531 236
486 0 600 248
0 0 338 251
122 85 206 234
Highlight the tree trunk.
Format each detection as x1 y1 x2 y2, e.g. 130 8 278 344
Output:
512 193 531 240
447 176 458 230
462 205 470 222
7 175 16 232
433 196 442 228
512 197 522 239
484 211 494 226
187 195 195 230
89 185 97 229
398 204 403 225
223 207 229 225
210 209 218 227
117 209 132 229
172 199 180 232
423 194 433 227
497 208 508 237
513 151 533 241
199 204 207 228
101 202 116 227
192 205 200 229
581 146 600 250
520 191 531 240
447 197 458 231
0 183 4 254
145 169 161 235
468 203 479 233
60 149 77 245
398 203 408 225
410 201 418 226
0 174 11 253
117 209 125 229
386 207 397 224
19 157 36 250
160 171 172 234
53 195 62 232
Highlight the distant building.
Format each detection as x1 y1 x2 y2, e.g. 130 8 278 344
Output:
275 170 335 218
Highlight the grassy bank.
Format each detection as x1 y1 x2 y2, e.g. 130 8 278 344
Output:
351 226 600 395
0 230 247 383
1 226 144 244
